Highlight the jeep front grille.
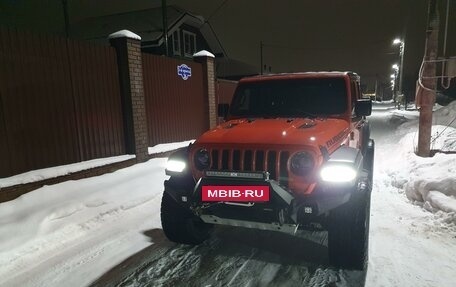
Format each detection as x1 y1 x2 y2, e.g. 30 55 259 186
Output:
210 149 290 186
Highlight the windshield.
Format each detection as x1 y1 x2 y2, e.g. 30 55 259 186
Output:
229 78 347 118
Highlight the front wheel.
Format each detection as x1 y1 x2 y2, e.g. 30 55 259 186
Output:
161 191 212 245
327 190 371 270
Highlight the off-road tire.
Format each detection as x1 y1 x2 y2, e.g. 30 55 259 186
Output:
327 190 371 270
161 191 212 245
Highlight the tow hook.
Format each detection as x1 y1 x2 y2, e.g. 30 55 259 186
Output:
278 209 286 225
191 202 221 216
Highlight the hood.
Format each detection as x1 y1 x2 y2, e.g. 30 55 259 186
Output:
195 118 350 148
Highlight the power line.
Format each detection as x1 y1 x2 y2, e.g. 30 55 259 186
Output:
261 38 401 52
207 0 229 22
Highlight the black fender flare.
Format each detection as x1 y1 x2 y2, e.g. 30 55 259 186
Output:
164 147 196 207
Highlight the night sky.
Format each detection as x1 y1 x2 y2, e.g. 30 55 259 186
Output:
174 0 434 92
2 0 454 93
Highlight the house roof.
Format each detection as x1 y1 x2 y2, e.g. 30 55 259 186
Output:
70 5 226 57
216 58 258 80
70 5 258 79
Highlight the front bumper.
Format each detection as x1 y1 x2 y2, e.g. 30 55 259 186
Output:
164 171 368 234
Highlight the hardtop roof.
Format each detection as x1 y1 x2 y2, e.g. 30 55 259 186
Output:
239 72 360 83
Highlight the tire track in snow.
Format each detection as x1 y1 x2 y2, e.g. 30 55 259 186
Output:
0 193 162 287
108 227 365 287
225 249 257 286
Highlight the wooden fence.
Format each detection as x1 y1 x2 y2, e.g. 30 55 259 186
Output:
216 79 237 105
0 26 237 178
0 27 124 177
142 54 207 146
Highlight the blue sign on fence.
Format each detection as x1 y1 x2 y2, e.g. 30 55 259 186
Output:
177 64 192 80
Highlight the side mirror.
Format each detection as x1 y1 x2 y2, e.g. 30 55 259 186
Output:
218 103 229 117
355 99 372 116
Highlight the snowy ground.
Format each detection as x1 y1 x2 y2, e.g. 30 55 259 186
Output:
1 101 456 287
366 101 456 287
0 140 194 189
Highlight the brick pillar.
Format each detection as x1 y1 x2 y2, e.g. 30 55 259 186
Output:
109 30 148 162
194 50 217 129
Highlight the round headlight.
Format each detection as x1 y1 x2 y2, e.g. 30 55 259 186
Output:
194 149 210 170
290 152 314 176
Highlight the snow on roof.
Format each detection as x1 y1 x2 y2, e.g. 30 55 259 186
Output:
108 30 141 40
193 50 215 58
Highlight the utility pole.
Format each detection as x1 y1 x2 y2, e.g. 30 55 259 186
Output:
260 41 263 75
374 75 379 101
399 40 405 109
417 0 439 157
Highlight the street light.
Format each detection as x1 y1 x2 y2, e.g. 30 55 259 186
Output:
393 38 405 109
391 65 399 99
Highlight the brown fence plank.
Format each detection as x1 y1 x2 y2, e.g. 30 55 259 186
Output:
216 79 237 105
54 35 80 165
67 39 125 161
69 40 87 161
104 47 125 156
98 46 110 156
0 27 12 176
6 27 30 173
143 54 207 146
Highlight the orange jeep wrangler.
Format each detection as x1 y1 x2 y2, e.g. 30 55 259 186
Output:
161 72 374 270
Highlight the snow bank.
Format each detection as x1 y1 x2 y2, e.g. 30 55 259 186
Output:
403 152 456 216
381 101 456 222
0 155 135 188
0 158 168 287
429 125 456 151
1 139 196 188
148 140 194 155
433 100 456 128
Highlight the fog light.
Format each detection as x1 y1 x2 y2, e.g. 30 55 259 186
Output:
304 207 313 214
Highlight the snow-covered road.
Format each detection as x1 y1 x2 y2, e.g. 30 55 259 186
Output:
1 101 456 287
366 103 456 287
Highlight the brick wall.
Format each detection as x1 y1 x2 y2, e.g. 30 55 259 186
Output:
195 52 217 129
127 40 148 162
207 57 217 129
110 32 149 162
